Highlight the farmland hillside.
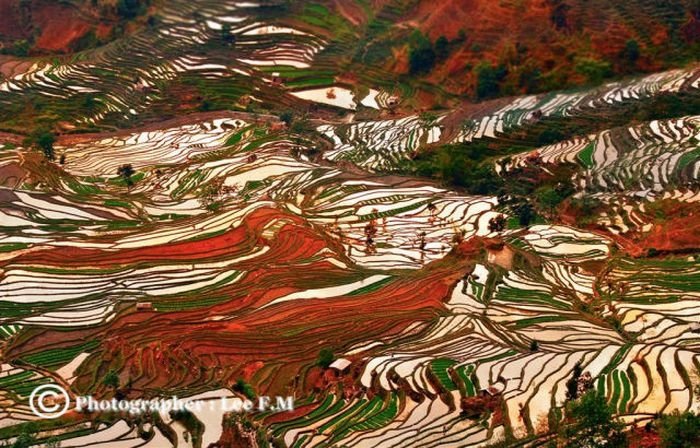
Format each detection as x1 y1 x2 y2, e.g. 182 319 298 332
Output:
0 1 698 447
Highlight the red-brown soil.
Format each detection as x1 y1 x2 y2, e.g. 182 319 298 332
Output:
32 3 92 52
0 0 114 54
6 207 470 399
0 0 25 39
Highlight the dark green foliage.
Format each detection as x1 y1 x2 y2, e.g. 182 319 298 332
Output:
537 128 566 146
536 186 564 213
560 389 627 448
488 214 506 232
435 36 449 61
291 119 312 134
409 33 436 75
518 65 543 93
2 40 30 57
170 408 203 446
549 0 570 30
536 181 574 215
565 362 583 401
318 348 334 368
198 98 213 112
414 143 505 195
117 0 147 19
658 411 700 448
83 95 98 111
103 369 120 388
621 39 640 63
279 111 294 126
529 339 539 351
31 130 55 161
71 30 100 52
515 202 535 226
475 63 507 100
117 164 135 187
631 93 700 122
456 29 467 43
9 433 35 448
233 379 256 399
221 23 235 43
44 437 60 448
575 58 613 84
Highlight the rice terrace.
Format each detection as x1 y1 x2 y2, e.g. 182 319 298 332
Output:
0 0 699 447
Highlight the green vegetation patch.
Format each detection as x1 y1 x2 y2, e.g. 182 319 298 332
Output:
577 142 595 168
20 340 99 370
430 358 458 391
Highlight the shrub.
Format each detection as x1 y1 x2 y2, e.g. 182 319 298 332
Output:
222 23 235 43
103 369 120 388
318 349 334 368
435 36 449 61
279 111 294 126
409 33 436 75
658 411 700 448
117 0 147 19
549 0 570 30
475 63 507 100
560 389 627 447
515 202 535 226
233 379 256 399
9 432 36 448
31 130 55 161
621 39 640 64
575 57 612 84
415 142 504 195
117 164 135 187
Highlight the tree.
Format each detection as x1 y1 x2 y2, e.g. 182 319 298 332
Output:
658 411 700 448
103 369 120 388
516 202 535 226
233 378 256 399
117 164 135 187
9 432 36 448
565 362 583 401
317 349 334 368
536 186 565 214
621 39 640 64
414 142 504 195
199 97 215 112
221 23 235 43
409 33 436 75
32 130 56 161
560 389 626 448
44 437 61 448
7 39 30 57
537 128 565 146
529 340 539 351
435 35 449 61
575 57 612 84
549 0 570 30
488 214 506 232
475 63 506 100
279 110 293 126
116 0 145 19
83 95 97 110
